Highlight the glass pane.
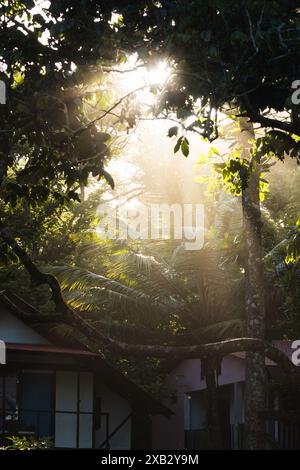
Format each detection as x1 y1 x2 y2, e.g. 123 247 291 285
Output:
79 372 93 412
0 376 3 433
0 376 3 409
56 371 77 412
20 411 52 438
79 413 93 448
3 373 19 434
21 372 52 410
5 374 18 413
55 413 77 448
20 372 53 438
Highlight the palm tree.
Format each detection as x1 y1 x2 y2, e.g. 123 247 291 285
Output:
45 234 244 345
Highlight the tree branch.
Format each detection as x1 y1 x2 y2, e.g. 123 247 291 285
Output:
110 336 292 365
242 96 300 136
73 86 147 137
0 221 299 383
245 7 259 53
0 219 112 348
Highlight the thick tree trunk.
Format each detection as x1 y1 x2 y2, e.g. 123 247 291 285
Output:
240 119 266 449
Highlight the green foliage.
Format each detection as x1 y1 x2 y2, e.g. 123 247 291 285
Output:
0 0 121 216
255 132 300 164
0 0 300 396
283 222 300 265
112 0 300 142
0 436 53 450
45 234 245 346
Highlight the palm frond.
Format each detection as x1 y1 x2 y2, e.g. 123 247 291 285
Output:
189 319 244 342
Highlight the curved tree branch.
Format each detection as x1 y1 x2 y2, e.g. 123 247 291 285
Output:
242 95 300 136
0 221 299 383
0 220 112 348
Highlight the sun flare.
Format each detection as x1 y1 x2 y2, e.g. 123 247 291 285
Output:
146 61 171 86
119 55 171 93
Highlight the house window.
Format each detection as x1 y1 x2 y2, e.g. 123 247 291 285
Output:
0 373 19 436
55 371 94 448
0 371 53 438
20 371 53 438
1 369 98 448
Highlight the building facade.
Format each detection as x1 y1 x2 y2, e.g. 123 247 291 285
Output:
0 290 170 449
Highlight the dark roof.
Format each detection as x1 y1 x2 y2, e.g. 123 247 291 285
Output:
0 290 172 418
6 343 98 356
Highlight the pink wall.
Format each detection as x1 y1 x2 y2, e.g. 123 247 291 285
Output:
152 341 292 449
152 356 245 449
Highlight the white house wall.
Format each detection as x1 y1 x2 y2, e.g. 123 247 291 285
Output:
0 307 50 345
94 383 132 450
